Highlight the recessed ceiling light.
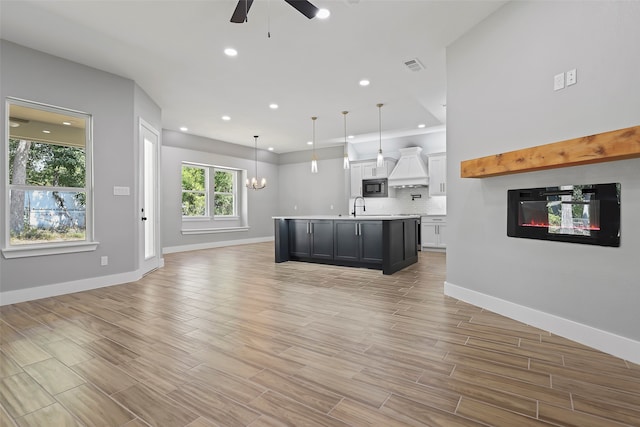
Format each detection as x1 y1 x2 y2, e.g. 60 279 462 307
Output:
222 115 231 121
418 124 426 128
268 147 274 151
348 135 354 139
224 48 238 57
316 8 330 19
42 130 51 134
359 79 370 87
269 103 278 109
180 126 188 132
62 121 72 126
307 141 313 145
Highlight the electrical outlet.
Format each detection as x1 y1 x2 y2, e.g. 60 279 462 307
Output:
566 68 577 86
101 256 108 266
554 72 565 91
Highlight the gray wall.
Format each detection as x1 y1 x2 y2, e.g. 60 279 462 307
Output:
1 40 161 292
278 156 348 217
161 130 280 249
447 1 640 340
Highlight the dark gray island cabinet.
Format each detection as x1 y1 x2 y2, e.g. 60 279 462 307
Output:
273 216 419 275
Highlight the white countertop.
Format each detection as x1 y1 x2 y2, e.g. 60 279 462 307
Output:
272 215 420 221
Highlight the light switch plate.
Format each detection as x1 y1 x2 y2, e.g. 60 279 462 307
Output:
566 68 577 86
113 186 130 196
554 72 565 91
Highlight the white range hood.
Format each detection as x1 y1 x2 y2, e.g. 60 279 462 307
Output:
387 147 429 187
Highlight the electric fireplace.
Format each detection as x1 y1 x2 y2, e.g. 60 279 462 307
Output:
507 183 620 247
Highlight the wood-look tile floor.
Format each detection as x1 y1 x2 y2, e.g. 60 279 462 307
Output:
1 242 639 427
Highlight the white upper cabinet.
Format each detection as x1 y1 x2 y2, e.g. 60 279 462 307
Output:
428 154 446 196
362 159 396 179
350 163 363 198
350 159 397 198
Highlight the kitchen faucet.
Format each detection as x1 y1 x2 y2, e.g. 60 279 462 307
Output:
352 196 366 217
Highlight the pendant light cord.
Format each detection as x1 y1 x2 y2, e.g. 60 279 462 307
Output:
377 103 383 152
267 0 271 38
343 111 348 147
254 135 259 178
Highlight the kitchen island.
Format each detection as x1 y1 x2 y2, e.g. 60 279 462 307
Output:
273 215 419 275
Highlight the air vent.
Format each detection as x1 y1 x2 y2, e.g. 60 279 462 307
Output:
404 58 425 72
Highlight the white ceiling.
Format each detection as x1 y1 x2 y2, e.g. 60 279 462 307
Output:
0 0 506 154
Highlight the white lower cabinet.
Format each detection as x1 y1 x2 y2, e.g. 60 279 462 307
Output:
421 216 446 250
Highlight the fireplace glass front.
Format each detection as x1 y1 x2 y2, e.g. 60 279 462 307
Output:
507 183 620 247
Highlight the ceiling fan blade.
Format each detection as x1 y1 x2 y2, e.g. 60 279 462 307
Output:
284 0 319 19
230 0 255 23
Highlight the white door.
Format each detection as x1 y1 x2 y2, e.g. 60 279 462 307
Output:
139 119 160 275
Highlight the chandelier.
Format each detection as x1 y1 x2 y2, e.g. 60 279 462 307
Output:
246 135 266 190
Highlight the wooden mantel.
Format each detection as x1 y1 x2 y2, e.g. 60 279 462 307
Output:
460 125 640 178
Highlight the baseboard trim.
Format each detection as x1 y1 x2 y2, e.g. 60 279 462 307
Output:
162 236 274 254
444 281 640 365
1 270 142 306
1 238 273 306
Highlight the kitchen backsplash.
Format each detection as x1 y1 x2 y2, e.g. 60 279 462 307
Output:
350 187 446 215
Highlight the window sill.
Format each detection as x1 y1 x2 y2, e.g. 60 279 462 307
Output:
214 216 240 221
181 227 249 235
182 216 212 222
2 241 100 259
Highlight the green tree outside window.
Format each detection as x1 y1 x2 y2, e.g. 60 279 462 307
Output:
214 169 235 216
181 165 207 216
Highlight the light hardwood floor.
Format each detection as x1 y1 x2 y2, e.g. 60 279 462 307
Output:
1 242 639 426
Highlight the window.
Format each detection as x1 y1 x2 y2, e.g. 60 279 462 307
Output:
181 163 239 219
181 165 207 217
213 168 236 217
4 98 95 257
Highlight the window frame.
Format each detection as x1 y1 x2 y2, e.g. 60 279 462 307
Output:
3 97 97 259
212 167 238 220
180 161 247 235
181 163 209 219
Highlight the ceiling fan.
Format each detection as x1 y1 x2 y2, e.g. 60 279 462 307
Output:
230 0 319 23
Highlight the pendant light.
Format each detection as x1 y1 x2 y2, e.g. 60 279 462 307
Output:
342 111 350 169
311 116 318 173
376 103 384 167
246 135 266 190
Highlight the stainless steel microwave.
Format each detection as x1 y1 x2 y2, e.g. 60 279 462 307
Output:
362 178 388 197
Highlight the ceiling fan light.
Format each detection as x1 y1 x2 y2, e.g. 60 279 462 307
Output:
316 8 330 19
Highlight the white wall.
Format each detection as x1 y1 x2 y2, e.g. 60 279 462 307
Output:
1 41 160 297
446 1 640 360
